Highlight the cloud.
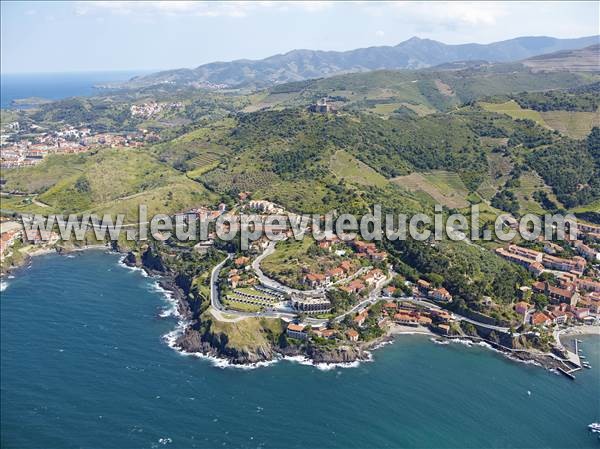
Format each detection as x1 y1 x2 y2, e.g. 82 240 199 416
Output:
375 30 385 37
360 1 508 26
74 1 333 18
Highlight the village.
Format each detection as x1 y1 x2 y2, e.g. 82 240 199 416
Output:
0 121 161 169
0 99 183 170
1 194 599 355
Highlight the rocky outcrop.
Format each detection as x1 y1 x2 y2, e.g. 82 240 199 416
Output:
306 345 368 364
175 325 275 365
122 251 137 267
141 246 165 272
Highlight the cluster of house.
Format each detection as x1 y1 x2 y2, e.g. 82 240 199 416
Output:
575 222 600 241
301 238 389 291
514 272 600 327
286 322 360 342
246 200 285 214
0 225 61 262
302 260 354 288
0 229 20 262
339 268 385 294
349 240 388 262
415 279 453 303
495 244 589 277
286 295 460 343
381 302 455 335
129 101 183 119
226 256 256 289
1 125 159 168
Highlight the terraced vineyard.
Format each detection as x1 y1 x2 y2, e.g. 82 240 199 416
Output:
476 153 514 200
479 100 549 127
329 150 388 187
186 145 231 178
540 111 600 139
392 170 470 209
514 171 563 214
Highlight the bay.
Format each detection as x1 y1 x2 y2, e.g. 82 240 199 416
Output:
1 251 599 449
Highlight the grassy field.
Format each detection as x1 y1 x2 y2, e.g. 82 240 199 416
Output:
261 237 314 287
569 199 600 214
1 148 218 218
540 111 600 139
400 102 437 116
203 313 284 350
0 194 58 215
370 102 403 116
329 150 388 187
87 177 216 222
392 170 470 209
235 287 278 301
476 153 514 200
222 299 263 313
480 100 548 127
514 171 563 215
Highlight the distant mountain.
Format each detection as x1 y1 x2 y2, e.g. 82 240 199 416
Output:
121 35 599 89
522 44 600 72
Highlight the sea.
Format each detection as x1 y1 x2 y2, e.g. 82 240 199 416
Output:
1 251 599 449
0 71 147 108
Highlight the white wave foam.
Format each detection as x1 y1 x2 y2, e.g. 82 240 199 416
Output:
160 320 273 370
370 339 395 350
117 256 148 277
0 281 8 292
430 337 449 345
150 281 178 318
283 354 366 371
449 338 474 347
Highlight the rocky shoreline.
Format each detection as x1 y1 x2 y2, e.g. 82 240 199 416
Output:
4 243 595 372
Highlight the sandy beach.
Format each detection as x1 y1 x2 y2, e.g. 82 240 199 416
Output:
559 325 600 337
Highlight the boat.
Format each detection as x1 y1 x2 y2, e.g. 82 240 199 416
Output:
580 355 587 360
588 423 600 433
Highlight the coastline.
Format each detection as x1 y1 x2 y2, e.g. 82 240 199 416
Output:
3 245 598 374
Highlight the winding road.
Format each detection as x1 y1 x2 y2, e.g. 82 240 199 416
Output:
209 243 514 335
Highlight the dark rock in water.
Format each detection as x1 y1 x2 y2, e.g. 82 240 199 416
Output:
306 345 367 364
141 246 165 272
176 328 205 353
176 327 275 365
122 251 137 267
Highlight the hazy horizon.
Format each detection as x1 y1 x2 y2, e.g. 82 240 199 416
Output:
1 1 598 74
1 32 598 76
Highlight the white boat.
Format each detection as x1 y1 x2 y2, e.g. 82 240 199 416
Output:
588 423 600 433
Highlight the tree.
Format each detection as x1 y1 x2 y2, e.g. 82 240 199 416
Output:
532 293 548 311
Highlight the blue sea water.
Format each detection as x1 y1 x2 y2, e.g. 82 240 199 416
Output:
0 71 147 108
1 251 599 449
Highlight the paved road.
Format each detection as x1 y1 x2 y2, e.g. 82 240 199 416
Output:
380 295 513 334
251 241 326 296
209 251 299 322
333 272 394 323
213 246 514 335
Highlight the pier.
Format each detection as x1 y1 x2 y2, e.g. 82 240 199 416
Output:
558 339 582 380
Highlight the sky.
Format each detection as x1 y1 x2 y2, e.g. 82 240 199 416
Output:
1 1 598 74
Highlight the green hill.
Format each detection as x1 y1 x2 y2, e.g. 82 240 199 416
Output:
1 148 217 218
